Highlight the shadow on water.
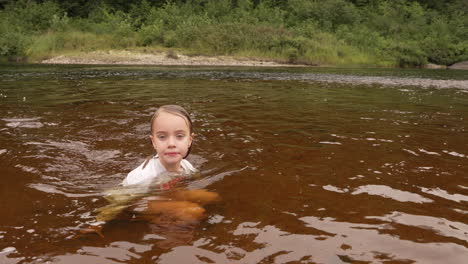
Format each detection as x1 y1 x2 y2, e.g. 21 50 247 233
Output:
0 65 467 263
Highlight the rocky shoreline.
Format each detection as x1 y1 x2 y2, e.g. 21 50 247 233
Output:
39 50 468 72
448 61 468 70
41 50 306 67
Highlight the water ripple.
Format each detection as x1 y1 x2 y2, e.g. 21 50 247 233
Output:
420 187 468 203
351 185 433 203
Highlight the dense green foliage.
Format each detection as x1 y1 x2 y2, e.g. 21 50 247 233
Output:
1 0 467 66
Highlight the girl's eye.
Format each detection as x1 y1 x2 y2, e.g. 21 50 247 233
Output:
176 134 185 139
157 135 166 140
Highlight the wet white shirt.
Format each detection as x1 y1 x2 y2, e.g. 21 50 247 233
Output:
122 156 196 186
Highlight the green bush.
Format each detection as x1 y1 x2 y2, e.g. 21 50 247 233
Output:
390 41 428 67
163 30 178 48
287 0 359 31
172 15 212 48
194 23 248 54
0 0 63 56
0 13 25 56
420 16 468 65
424 40 468 66
2 0 62 33
0 27 31 56
50 14 71 32
285 47 299 63
137 23 164 46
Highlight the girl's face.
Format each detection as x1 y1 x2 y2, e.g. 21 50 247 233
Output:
150 111 193 172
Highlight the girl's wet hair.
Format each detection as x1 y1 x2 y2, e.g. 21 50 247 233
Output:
143 105 193 169
150 105 193 135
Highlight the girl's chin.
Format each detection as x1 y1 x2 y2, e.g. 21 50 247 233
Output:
160 157 182 166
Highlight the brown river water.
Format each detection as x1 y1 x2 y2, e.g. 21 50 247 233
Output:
0 65 467 263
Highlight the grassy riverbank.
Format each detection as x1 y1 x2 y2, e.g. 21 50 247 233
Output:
1 0 467 67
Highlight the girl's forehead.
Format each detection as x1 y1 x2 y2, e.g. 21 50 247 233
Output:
152 111 190 130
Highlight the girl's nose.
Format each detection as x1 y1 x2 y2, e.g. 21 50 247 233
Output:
168 136 176 147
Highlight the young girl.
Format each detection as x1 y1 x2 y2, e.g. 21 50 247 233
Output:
83 105 219 237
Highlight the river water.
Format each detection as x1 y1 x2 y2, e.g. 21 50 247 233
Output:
0 65 467 264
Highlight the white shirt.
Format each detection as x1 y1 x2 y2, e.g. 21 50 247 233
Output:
122 156 196 186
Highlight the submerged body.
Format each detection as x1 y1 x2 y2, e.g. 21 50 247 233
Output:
94 156 197 223
86 157 220 238
95 170 219 224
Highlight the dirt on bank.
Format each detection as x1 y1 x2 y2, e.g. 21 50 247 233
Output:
41 50 307 67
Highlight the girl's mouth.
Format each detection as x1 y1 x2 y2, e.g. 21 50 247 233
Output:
165 152 179 156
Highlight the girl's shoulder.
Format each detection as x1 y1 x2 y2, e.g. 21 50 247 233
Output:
181 159 197 173
122 156 162 186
